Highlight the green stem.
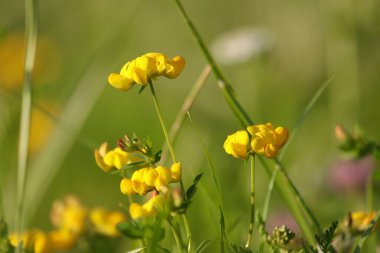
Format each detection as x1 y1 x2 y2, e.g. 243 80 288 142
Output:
148 81 192 252
245 155 256 248
16 0 38 250
169 218 186 253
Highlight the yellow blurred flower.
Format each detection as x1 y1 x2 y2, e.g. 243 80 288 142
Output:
223 130 250 159
89 208 126 237
47 230 77 251
349 211 376 231
29 101 60 153
129 194 165 220
120 163 182 195
0 32 60 90
247 123 288 159
9 230 49 253
95 142 132 173
50 195 87 235
108 52 185 91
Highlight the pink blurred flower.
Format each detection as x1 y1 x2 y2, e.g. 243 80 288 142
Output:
329 155 376 192
266 211 299 234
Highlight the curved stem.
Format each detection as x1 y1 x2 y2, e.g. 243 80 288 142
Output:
168 218 186 253
245 155 256 248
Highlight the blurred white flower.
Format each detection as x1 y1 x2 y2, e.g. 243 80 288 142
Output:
211 27 274 65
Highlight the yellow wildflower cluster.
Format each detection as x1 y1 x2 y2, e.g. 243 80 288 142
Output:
120 163 182 195
108 52 185 91
224 123 288 159
129 194 166 220
9 196 126 252
95 142 137 173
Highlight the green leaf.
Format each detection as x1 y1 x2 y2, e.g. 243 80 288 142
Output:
186 173 203 200
117 221 145 239
139 85 147 94
195 240 211 253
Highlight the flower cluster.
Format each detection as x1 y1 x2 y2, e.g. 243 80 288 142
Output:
120 163 182 195
108 52 185 91
224 123 288 159
9 196 126 253
346 211 376 232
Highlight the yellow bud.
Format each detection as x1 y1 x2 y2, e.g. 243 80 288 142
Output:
170 162 182 182
120 178 136 195
223 130 250 159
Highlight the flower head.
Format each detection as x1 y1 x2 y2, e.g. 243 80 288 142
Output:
223 130 250 159
108 52 185 91
94 142 133 173
129 194 165 220
247 123 288 159
224 123 288 159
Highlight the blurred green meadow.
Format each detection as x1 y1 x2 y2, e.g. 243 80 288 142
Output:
1 0 380 252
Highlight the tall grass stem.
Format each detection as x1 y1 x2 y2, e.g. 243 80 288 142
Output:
245 155 256 248
15 0 38 251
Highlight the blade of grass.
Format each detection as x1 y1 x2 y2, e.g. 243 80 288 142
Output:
160 65 211 164
15 0 38 248
187 111 228 252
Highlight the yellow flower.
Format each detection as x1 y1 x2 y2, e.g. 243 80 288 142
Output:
50 195 87 235
170 162 182 182
108 52 185 91
223 130 250 159
129 195 165 220
95 142 131 172
89 208 126 237
247 123 288 159
9 230 49 253
349 211 376 231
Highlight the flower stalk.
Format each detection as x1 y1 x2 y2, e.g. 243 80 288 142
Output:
148 81 192 252
245 154 256 248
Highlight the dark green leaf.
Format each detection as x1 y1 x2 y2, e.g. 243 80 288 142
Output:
117 221 144 239
186 173 203 200
139 85 147 94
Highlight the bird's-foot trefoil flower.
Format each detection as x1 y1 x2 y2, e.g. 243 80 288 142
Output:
108 52 185 92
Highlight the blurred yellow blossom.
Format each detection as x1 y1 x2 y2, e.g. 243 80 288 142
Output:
0 32 60 90
9 230 49 253
247 123 288 158
50 195 87 235
129 195 165 220
29 101 60 153
223 130 250 159
348 211 376 231
90 208 126 237
47 230 77 251
120 163 182 195
108 52 185 91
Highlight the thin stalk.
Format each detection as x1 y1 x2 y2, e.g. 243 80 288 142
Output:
15 0 38 250
169 218 186 253
245 155 256 248
187 111 228 252
161 65 211 164
148 81 192 252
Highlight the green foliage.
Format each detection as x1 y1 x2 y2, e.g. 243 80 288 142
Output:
310 221 338 253
185 173 203 201
231 244 254 253
195 240 211 253
0 219 14 253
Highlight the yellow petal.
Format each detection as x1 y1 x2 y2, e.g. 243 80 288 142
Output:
108 73 133 91
165 56 185 79
120 178 136 195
